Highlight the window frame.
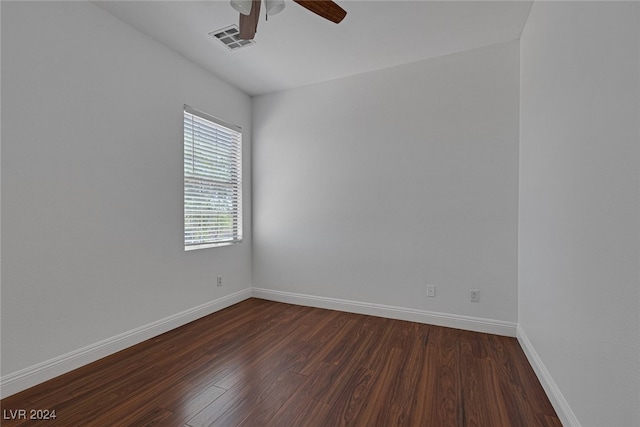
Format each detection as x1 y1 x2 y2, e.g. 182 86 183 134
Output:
183 105 243 251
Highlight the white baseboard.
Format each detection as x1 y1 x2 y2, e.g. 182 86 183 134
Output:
0 288 252 399
252 287 517 337
517 325 581 427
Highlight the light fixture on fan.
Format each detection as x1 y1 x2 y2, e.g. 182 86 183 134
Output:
265 0 285 16
231 0 347 41
230 0 285 16
230 0 252 15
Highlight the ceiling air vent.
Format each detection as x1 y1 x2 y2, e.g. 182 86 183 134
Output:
209 25 255 51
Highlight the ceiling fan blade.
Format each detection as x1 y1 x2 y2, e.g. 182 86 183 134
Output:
239 0 261 40
293 0 347 24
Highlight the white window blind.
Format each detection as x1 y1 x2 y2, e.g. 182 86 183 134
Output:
184 105 242 250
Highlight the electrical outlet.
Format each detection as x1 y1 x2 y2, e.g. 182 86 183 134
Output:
217 276 223 287
427 285 436 297
470 289 479 302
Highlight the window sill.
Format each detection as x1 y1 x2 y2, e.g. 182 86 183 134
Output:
185 240 241 251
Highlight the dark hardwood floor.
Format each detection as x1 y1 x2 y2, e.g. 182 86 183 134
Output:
1 298 561 426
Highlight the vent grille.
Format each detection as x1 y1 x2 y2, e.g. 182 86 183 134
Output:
209 25 255 51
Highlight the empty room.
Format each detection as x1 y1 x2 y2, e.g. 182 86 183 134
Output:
1 1 638 426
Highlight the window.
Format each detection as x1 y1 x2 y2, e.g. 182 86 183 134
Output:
184 105 242 250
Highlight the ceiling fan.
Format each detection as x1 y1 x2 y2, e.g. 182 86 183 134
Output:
230 0 347 40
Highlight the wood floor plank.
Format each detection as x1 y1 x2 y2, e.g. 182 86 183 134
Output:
357 322 428 426
322 365 376 426
297 312 358 376
269 393 334 427
234 370 306 427
1 298 561 426
161 383 227 426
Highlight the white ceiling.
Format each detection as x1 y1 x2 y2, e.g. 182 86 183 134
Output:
94 0 533 96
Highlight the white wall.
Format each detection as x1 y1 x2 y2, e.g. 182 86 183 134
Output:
1 0 252 384
253 41 520 326
519 2 640 426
